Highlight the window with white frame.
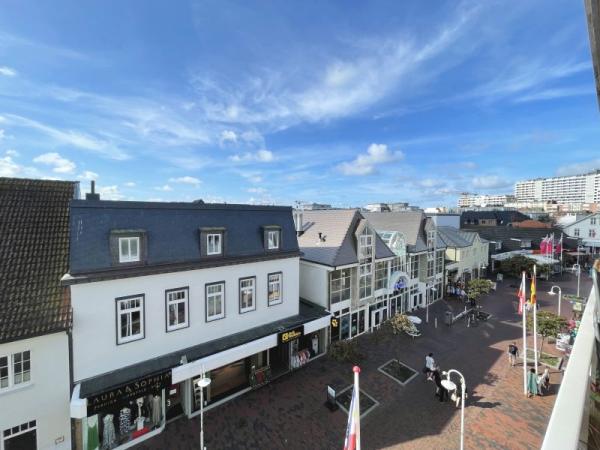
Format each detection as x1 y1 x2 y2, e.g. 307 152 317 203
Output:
0 350 31 390
330 269 351 304
206 283 225 321
116 296 144 344
410 256 418 279
590 229 597 238
239 277 256 313
359 262 372 299
2 420 37 449
427 258 434 278
375 261 388 290
268 273 283 306
436 250 444 274
574 228 580 237
591 217 597 225
166 288 189 331
118 236 140 263
207 233 222 255
267 230 280 249
427 230 435 250
359 229 373 259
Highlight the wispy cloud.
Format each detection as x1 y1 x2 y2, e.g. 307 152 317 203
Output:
556 159 600 176
230 149 274 163
77 170 98 180
169 176 201 186
33 152 76 173
155 184 173 192
514 86 593 103
0 66 17 77
472 175 512 190
337 143 403 176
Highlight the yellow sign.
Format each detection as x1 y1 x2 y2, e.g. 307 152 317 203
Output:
279 327 303 344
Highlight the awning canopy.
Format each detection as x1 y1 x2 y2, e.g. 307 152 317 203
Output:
491 250 560 265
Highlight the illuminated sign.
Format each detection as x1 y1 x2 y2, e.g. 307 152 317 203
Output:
279 326 303 344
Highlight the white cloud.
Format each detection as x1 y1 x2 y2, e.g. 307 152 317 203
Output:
219 130 238 146
472 175 511 190
0 66 17 77
230 149 274 163
556 159 600 177
5 149 18 157
0 129 5 140
169 176 201 186
247 187 267 194
98 185 125 200
337 143 404 176
155 184 173 192
33 152 76 173
77 170 99 180
124 181 136 187
0 155 21 176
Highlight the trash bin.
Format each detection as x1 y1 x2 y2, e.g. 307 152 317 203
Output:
445 311 453 326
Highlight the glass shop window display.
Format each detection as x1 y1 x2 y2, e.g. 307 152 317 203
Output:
83 394 164 449
290 331 324 369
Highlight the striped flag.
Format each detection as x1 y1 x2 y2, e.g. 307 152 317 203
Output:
517 272 526 314
344 367 361 450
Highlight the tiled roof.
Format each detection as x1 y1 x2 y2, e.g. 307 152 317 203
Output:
460 210 529 227
462 226 579 252
0 177 77 343
298 209 394 266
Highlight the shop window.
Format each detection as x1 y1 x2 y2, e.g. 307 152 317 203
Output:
358 310 366 334
165 288 189 332
3 420 36 450
268 273 283 306
206 282 225 322
119 237 140 263
330 269 351 304
116 296 144 344
239 277 256 313
340 315 350 340
0 351 31 391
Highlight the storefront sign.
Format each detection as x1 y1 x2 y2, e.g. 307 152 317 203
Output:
87 370 171 415
330 317 339 335
279 326 303 344
394 280 406 290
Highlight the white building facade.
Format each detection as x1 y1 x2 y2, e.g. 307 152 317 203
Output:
515 171 600 204
67 200 329 450
561 212 600 255
458 193 516 208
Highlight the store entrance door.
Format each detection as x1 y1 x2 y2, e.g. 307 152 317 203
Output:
371 307 388 329
166 383 184 422
269 343 290 378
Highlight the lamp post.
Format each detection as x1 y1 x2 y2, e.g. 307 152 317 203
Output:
197 370 212 450
426 286 437 323
547 285 562 317
479 263 487 279
441 369 466 450
572 263 581 298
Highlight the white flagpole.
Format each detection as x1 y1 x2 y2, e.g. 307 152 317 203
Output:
560 233 564 275
533 265 538 376
353 366 361 450
522 271 528 396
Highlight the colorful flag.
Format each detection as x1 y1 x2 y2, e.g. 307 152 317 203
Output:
530 270 537 305
344 369 361 450
517 273 526 314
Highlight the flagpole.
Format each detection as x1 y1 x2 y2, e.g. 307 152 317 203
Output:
522 271 528 396
533 265 538 375
354 366 361 450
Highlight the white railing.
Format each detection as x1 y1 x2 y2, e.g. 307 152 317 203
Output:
541 268 599 450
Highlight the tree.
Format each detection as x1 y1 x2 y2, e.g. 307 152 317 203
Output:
500 255 550 278
465 278 493 305
527 310 567 355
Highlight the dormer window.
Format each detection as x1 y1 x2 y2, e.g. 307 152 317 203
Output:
119 237 140 263
207 233 222 255
268 230 280 249
359 228 373 259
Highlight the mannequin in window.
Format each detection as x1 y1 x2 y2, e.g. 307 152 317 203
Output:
101 414 116 449
133 397 148 430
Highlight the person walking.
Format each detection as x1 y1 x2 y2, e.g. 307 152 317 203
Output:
425 353 435 381
527 368 538 397
508 342 519 367
538 368 550 395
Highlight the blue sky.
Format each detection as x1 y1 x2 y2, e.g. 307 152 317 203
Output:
0 0 598 207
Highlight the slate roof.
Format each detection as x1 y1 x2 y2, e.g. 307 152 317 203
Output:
69 200 300 276
463 226 579 253
297 209 395 267
0 177 77 343
362 211 446 253
79 299 329 397
437 226 487 248
460 210 529 227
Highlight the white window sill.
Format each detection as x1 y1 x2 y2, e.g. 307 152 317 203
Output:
0 382 34 397
167 323 189 332
117 335 144 345
240 307 256 314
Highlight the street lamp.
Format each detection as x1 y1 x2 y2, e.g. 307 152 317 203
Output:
479 264 487 279
441 369 466 450
572 263 581 298
547 285 562 317
197 370 212 450
426 286 437 323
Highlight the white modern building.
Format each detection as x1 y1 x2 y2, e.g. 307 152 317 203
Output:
0 178 75 450
515 171 600 204
458 193 516 208
67 196 329 450
560 212 600 255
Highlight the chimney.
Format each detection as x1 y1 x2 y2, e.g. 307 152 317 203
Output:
86 180 100 201
293 210 304 236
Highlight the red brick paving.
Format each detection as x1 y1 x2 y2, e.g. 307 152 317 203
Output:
138 273 590 450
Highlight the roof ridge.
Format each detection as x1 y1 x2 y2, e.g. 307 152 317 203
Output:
331 209 360 266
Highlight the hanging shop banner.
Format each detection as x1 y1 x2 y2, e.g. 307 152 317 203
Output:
87 370 172 415
279 326 303 344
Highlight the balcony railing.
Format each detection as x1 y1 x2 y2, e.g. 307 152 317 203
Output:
541 264 600 450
